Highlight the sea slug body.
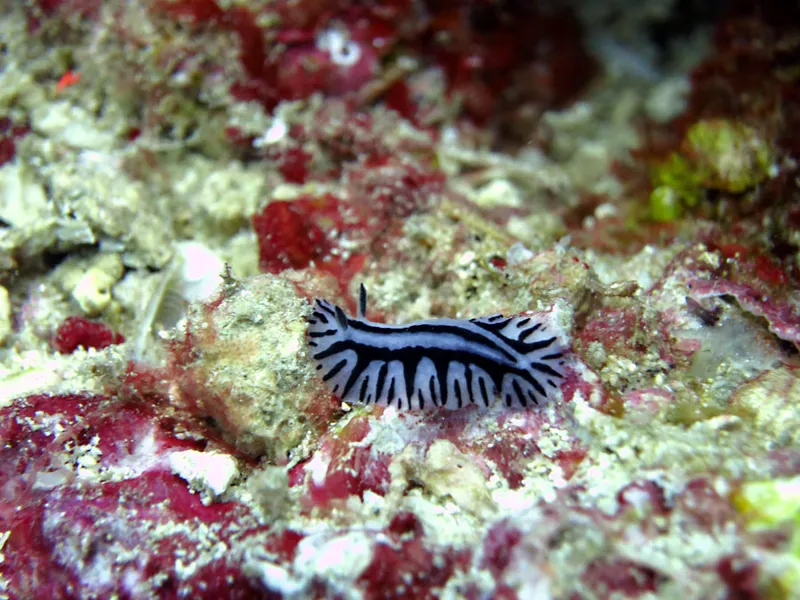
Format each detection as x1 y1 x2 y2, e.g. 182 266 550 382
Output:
308 286 569 410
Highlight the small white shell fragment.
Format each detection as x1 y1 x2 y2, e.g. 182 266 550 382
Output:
72 253 123 315
594 202 618 220
293 532 375 586
175 241 226 303
474 179 522 208
169 450 239 499
506 242 535 265
254 117 288 147
316 28 362 66
248 561 306 596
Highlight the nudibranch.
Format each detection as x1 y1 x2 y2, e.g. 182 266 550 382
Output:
307 285 569 410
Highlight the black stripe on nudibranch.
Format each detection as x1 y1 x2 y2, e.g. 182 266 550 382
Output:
307 287 570 410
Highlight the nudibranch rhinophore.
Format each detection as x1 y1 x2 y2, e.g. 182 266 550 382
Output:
308 285 569 410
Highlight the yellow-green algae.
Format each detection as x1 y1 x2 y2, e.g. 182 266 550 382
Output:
649 119 776 221
728 368 800 597
735 477 800 597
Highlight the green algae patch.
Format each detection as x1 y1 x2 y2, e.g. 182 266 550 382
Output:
734 476 800 596
682 119 775 193
735 477 800 530
649 119 776 221
649 184 684 222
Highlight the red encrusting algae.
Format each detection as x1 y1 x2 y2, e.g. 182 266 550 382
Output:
53 316 125 354
0 117 30 167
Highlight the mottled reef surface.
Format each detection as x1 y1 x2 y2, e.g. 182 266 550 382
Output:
1 0 800 598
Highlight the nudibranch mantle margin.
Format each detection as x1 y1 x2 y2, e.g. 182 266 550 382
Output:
308 285 569 410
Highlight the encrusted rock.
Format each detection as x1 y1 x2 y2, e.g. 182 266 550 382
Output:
170 273 338 461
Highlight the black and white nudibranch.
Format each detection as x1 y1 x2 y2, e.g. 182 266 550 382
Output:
307 285 569 410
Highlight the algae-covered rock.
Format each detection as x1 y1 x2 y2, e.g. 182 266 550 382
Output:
681 119 775 193
172 274 338 461
731 367 800 448
40 149 173 269
649 119 776 221
0 143 174 270
166 155 267 241
421 439 495 516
